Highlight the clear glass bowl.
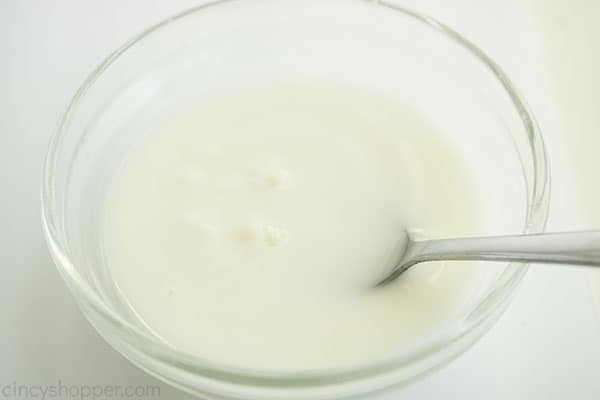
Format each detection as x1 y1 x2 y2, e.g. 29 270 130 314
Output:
41 1 550 399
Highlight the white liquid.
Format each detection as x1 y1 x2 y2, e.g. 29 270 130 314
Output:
105 82 487 370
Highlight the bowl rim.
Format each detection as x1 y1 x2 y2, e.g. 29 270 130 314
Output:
40 0 550 386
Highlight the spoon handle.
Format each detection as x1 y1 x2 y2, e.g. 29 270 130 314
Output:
412 231 600 267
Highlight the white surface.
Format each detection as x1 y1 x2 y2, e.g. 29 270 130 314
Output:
1 0 600 399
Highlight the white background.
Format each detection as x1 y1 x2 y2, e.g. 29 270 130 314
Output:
2 0 600 399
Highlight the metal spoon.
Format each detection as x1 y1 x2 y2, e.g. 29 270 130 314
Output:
379 230 600 286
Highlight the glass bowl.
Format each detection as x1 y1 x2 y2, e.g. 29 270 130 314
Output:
41 1 550 399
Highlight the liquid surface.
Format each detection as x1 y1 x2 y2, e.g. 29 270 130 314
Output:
105 82 486 370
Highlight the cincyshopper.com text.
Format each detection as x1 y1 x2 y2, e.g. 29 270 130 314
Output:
1 381 160 399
